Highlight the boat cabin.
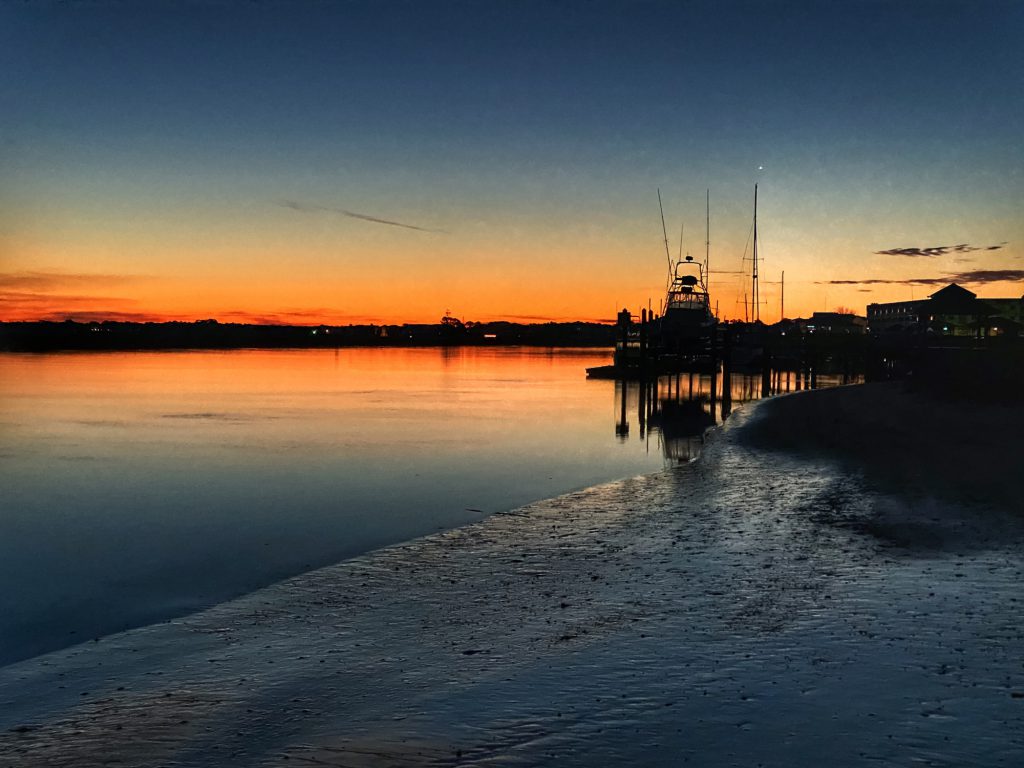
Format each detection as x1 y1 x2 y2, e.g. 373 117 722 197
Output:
666 256 710 314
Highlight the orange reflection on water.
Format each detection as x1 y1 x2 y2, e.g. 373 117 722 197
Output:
1 346 676 665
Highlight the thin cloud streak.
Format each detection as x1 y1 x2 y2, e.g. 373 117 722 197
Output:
491 313 614 324
31 310 183 323
0 271 147 291
279 200 447 233
217 309 385 325
0 291 154 322
0 290 385 325
1 291 137 307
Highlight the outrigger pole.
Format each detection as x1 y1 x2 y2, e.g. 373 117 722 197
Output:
658 188 673 291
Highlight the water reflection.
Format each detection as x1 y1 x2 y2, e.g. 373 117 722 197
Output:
1 347 668 666
613 369 860 462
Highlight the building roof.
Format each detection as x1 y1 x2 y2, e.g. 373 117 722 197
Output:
928 283 991 314
929 283 976 301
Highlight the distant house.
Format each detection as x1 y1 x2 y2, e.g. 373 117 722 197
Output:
807 312 867 334
867 284 1024 337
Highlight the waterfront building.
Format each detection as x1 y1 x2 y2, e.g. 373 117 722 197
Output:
867 283 1024 337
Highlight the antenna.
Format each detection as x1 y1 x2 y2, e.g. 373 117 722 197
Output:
678 220 684 262
705 188 710 289
657 189 672 288
780 270 785 322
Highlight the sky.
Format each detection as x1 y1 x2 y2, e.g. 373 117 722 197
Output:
2 0 1023 324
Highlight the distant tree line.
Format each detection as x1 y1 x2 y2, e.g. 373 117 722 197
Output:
0 319 618 352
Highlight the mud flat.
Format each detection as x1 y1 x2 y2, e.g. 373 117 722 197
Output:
743 380 1024 548
2 383 1023 767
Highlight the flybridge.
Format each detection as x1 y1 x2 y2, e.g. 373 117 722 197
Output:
666 255 712 313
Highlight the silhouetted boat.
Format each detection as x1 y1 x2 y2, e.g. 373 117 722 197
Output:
586 189 718 379
651 188 717 363
655 254 716 350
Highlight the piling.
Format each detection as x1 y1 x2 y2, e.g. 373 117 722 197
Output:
760 343 772 398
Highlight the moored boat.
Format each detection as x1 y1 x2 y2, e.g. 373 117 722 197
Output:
653 253 717 357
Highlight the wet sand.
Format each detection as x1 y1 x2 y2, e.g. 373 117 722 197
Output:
2 383 1022 766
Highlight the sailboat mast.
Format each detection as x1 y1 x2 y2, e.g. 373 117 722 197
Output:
752 183 759 323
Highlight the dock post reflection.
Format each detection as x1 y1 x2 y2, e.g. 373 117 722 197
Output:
710 367 718 421
721 327 733 418
638 378 647 438
615 380 629 439
760 343 772 398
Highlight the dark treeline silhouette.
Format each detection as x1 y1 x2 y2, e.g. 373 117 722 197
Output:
0 319 617 352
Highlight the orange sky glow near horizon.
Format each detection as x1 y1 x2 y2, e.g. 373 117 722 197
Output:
3 204 1021 327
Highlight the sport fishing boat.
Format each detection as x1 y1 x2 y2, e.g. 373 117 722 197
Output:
651 187 717 363
656 254 716 349
586 189 718 379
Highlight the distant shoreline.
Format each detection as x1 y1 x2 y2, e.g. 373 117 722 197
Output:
0 319 617 352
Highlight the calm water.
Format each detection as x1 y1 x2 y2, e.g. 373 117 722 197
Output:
1 346 842 665
0 347 683 665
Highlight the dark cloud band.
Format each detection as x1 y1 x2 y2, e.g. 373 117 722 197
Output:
823 269 1024 286
875 242 1005 258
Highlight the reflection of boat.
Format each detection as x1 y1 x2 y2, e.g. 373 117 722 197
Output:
611 379 719 462
648 396 716 463
648 396 716 439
